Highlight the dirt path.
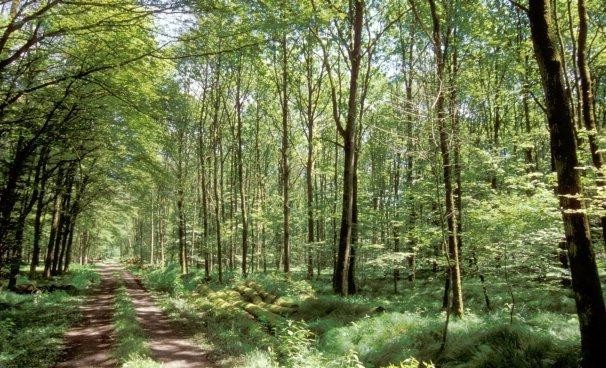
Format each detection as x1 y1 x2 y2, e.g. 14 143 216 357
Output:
121 270 213 368
55 263 214 368
55 262 120 368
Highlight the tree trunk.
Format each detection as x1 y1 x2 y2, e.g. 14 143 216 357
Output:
177 175 187 275
334 0 364 296
0 139 30 267
428 0 464 317
150 199 155 265
528 1 606 365
235 63 249 278
280 34 291 275
392 154 401 294
43 172 64 278
52 173 74 276
29 147 50 278
451 46 464 259
62 218 76 273
212 61 223 283
304 44 316 280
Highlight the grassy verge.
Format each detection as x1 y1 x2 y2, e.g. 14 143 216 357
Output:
129 264 581 368
0 265 100 368
112 278 161 368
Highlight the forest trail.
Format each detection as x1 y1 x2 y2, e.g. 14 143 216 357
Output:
55 263 119 368
121 269 214 368
55 263 213 368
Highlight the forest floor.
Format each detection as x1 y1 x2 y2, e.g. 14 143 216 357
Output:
55 262 214 368
127 263 585 368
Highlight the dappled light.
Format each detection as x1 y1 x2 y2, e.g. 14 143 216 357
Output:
1 0 606 367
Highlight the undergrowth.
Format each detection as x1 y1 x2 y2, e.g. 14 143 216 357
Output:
0 265 100 368
132 263 581 368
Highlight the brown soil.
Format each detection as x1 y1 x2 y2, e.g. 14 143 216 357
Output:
55 262 214 368
55 262 120 368
121 270 214 368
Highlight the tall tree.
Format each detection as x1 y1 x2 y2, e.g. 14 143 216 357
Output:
528 0 606 366
332 0 364 296
278 33 291 275
426 0 464 317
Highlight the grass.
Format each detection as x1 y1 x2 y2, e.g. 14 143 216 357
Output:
0 264 100 368
130 262 582 368
112 277 162 368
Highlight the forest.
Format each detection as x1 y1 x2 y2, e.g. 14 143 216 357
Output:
1 0 606 367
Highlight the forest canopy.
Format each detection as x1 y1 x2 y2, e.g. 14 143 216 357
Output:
1 0 606 367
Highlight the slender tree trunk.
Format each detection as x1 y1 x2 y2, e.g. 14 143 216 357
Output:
52 174 74 276
7 219 26 290
304 49 316 280
54 210 68 275
392 154 401 294
177 168 188 274
332 130 339 289
160 203 165 267
523 56 535 171
451 46 464 258
29 148 50 278
334 0 364 296
306 130 315 280
428 0 463 317
528 1 606 365
212 62 223 283
150 198 155 265
280 34 291 275
43 173 63 278
402 25 416 283
235 64 249 278
62 218 76 273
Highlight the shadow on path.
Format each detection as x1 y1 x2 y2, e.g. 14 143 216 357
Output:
122 270 214 368
55 262 120 368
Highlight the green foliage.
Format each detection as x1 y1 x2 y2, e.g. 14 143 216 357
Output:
121 358 163 368
0 267 99 368
113 282 154 366
385 358 435 368
69 265 102 290
239 349 280 368
439 321 578 368
250 273 316 300
130 262 583 368
317 311 579 368
275 320 322 367
137 263 181 294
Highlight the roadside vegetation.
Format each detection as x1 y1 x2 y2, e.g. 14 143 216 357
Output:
0 265 100 368
129 254 586 368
